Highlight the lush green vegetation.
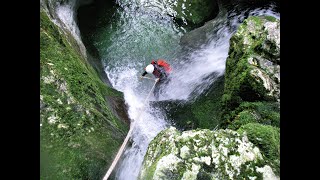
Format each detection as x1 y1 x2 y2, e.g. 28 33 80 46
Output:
40 10 128 179
238 123 280 175
220 16 280 176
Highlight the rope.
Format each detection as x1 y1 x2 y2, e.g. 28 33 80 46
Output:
140 76 154 80
103 77 159 180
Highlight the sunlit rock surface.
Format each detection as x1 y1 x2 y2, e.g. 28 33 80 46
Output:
139 127 278 179
223 16 280 109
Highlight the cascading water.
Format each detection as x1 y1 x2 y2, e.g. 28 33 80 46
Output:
85 1 280 179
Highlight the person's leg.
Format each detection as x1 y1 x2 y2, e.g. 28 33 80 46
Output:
154 77 170 100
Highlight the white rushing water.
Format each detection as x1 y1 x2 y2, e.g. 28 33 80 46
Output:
99 2 280 180
54 0 88 58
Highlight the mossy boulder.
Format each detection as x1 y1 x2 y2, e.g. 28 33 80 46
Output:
40 10 129 179
167 0 219 25
190 75 225 129
179 9 228 49
139 127 279 179
222 16 280 111
151 75 224 131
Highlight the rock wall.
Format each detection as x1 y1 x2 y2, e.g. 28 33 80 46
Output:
221 15 280 176
222 16 280 110
40 1 130 179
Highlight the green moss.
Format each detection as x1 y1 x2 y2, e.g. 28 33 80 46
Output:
222 53 259 111
238 160 264 180
221 16 280 124
222 101 279 129
143 146 171 178
227 110 257 130
237 123 280 176
167 101 198 130
191 76 224 129
238 102 279 127
249 16 263 26
40 10 128 179
139 128 181 179
160 76 224 131
264 16 277 22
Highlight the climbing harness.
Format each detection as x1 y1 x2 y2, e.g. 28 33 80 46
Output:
103 77 159 180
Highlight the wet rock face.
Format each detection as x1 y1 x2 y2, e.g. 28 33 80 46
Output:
220 0 280 12
179 10 229 50
40 10 129 179
235 16 280 63
223 16 280 110
218 16 280 177
150 75 224 131
139 127 279 180
169 0 219 25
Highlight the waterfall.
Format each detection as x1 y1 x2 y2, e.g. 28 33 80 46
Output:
77 0 280 179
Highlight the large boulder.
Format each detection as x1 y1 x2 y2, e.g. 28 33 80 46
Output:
139 127 279 179
222 16 280 110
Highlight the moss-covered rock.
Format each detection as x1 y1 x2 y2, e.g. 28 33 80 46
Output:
179 9 228 49
216 16 280 177
139 127 279 179
222 16 280 111
152 100 197 130
238 123 280 176
151 75 224 131
190 75 225 129
40 10 129 179
168 0 219 25
224 101 279 130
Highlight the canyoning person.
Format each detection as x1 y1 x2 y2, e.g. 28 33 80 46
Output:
140 59 172 100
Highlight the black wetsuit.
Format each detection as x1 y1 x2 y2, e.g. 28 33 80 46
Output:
141 64 169 100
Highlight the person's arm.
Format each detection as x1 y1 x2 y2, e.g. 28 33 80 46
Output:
141 71 147 77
